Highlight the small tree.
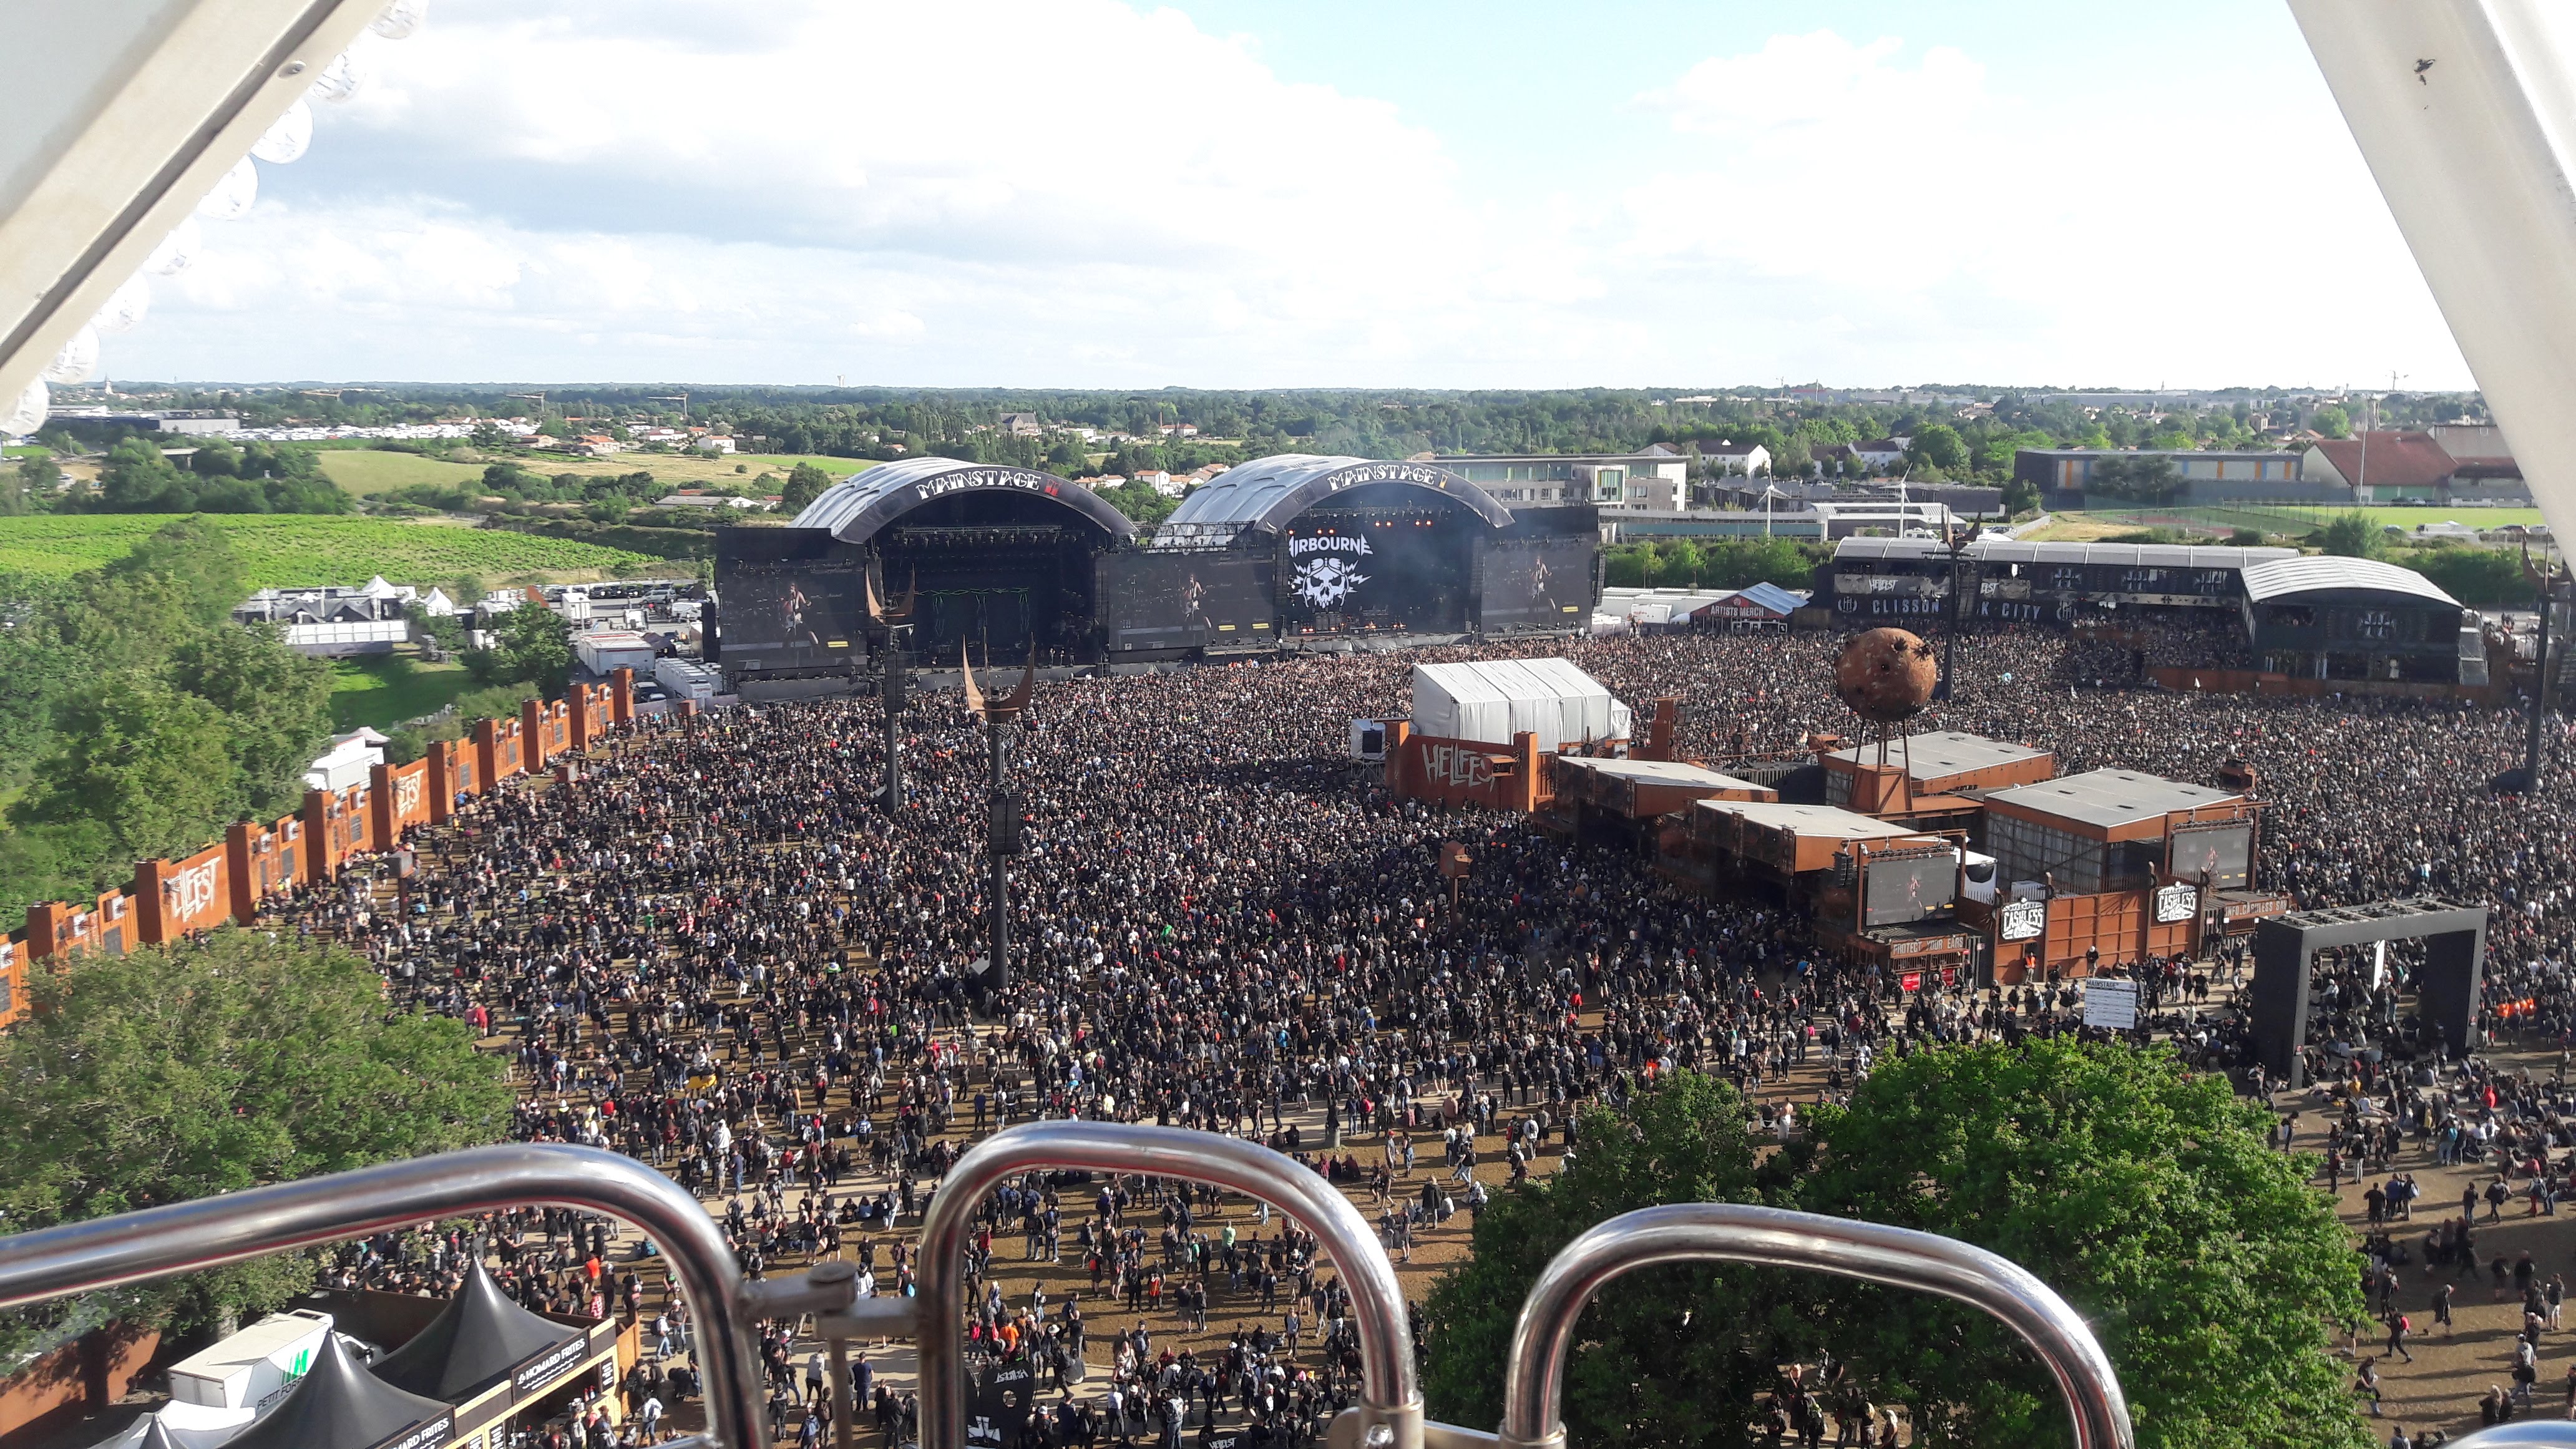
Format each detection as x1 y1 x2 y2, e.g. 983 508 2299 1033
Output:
0 930 509 1355
2318 512 2381 559
1798 1042 2367 1449
1422 1073 1783 1449
779 461 835 513
497 602 575 693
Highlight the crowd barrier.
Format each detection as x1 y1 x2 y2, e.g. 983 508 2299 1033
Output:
0 670 636 1026
0 1129 2140 1449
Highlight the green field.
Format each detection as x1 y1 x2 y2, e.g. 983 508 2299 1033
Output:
0 515 663 587
329 655 476 730
2039 503 2549 541
315 449 489 497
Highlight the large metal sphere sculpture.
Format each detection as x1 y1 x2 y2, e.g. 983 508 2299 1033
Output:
1835 627 1938 723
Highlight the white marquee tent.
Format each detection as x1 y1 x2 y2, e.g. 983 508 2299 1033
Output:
1410 658 1632 748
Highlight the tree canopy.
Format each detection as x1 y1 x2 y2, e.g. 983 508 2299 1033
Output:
0 930 509 1355
0 518 335 914
1421 1044 2366 1449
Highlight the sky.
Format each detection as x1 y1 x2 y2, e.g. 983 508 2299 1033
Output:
96 0 2492 391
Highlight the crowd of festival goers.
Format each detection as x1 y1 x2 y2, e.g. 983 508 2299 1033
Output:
268 623 2576 1446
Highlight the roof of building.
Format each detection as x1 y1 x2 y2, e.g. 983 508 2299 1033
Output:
1823 730 2049 781
222 1333 449 1449
2309 431 2457 489
1835 537 2300 569
1163 454 1511 534
1702 441 1767 456
1553 756 1767 791
1987 768 2238 829
575 630 653 648
2240 554 2462 607
791 457 1136 545
1719 582 1809 615
2016 447 2295 462
371 1262 582 1405
1694 799 1925 840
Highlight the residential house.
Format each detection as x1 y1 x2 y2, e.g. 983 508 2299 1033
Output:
1000 412 1043 437
1699 441 1773 479
1850 438 1910 471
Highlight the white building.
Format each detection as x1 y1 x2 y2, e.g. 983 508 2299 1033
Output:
575 629 657 675
1700 442 1772 478
653 656 724 705
304 729 387 793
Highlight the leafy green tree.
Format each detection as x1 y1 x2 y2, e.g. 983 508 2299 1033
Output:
6 453 60 514
1659 539 1706 588
1797 1042 2366 1449
6 675 242 882
1422 1047 2369 1449
1906 424 1969 475
2001 479 2041 516
169 624 336 816
779 460 835 513
1422 1073 1784 1449
2311 406 2351 439
0 930 509 1353
2407 544 2532 605
497 603 574 693
2318 512 2381 559
2228 527 2266 547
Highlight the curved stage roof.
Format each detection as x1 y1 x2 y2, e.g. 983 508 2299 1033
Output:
1161 454 1512 535
2241 554 2462 608
791 458 1138 545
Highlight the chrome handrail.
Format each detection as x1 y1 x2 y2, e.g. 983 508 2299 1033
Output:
1495 1204 2132 1449
915 1121 1423 1449
0 1143 767 1449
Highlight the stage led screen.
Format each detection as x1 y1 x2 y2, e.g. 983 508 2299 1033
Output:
715 530 868 667
2166 819 2254 890
1098 552 1271 651
1480 537 1595 628
1864 852 1957 927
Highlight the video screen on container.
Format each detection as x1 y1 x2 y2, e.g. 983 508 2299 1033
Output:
1864 852 1957 927
716 532 867 666
1100 552 1269 651
1481 538 1594 628
2165 821 2253 890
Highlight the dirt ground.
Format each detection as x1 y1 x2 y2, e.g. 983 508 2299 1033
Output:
2294 1043 2576 1440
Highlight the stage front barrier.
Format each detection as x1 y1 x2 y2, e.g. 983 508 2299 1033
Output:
0 1130 2144 1449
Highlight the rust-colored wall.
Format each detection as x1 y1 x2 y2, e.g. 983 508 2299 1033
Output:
1388 728 1547 812
3 678 631 1018
137 844 232 946
0 1324 160 1441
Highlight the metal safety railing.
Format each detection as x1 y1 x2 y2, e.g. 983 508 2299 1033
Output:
0 1126 2153 1449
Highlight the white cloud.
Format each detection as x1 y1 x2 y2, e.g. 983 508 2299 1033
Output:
1613 29 2471 389
107 8 2476 389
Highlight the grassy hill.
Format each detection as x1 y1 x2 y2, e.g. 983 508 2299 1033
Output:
315 449 489 497
0 515 665 587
